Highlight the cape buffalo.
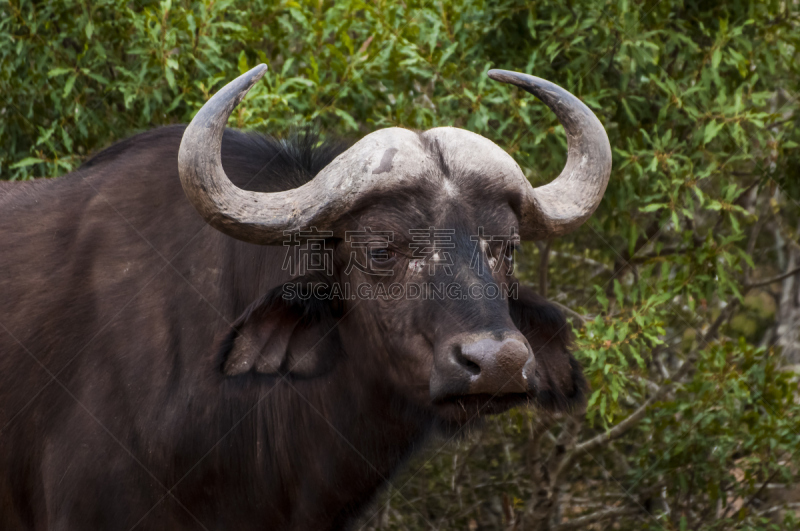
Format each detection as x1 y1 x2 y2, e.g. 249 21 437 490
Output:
0 66 611 530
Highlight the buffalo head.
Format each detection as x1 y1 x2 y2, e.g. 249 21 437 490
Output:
178 65 611 425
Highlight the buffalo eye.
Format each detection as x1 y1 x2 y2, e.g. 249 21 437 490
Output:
504 243 515 264
369 247 396 264
503 241 520 269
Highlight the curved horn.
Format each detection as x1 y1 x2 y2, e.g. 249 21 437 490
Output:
179 64 291 244
179 64 428 245
487 69 612 239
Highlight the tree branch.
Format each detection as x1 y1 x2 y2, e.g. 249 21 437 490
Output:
744 265 800 290
550 251 611 273
723 467 783 520
743 196 770 285
550 301 590 326
756 502 800 517
570 301 738 457
553 506 640 531
572 363 687 456
630 246 683 263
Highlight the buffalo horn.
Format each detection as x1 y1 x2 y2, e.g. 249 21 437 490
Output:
179 65 611 245
179 64 356 246
487 69 612 239
179 64 428 245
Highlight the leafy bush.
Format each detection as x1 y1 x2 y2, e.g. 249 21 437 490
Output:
3 0 800 529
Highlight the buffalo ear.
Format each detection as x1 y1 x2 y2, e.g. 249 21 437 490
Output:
219 277 343 378
509 286 587 413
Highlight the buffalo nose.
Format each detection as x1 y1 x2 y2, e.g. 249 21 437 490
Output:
431 334 536 401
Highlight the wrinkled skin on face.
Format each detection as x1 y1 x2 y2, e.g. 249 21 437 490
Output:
221 138 586 427
185 67 605 438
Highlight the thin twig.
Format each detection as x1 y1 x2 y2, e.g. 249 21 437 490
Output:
550 301 590 326
744 265 800 290
552 506 640 531
550 251 611 273
723 467 783 520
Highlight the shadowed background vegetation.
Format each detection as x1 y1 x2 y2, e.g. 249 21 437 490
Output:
3 0 800 529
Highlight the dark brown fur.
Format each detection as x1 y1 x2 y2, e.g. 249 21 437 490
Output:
0 125 584 530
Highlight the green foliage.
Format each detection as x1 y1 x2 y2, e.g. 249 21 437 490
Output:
3 0 800 529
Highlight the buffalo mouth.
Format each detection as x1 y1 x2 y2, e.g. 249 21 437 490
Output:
433 392 533 424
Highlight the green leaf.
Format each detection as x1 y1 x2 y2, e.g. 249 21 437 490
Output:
63 74 78 98
48 67 73 78
711 47 721 70
332 108 358 131
238 50 249 74
613 280 625 307
640 203 667 213
704 120 725 144
165 67 176 90
10 157 44 169
438 42 458 68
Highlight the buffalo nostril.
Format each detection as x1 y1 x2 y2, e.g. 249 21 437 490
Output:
453 345 481 376
459 337 533 386
431 334 535 402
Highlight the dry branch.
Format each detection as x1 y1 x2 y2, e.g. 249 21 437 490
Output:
552 506 640 531
744 265 800 290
